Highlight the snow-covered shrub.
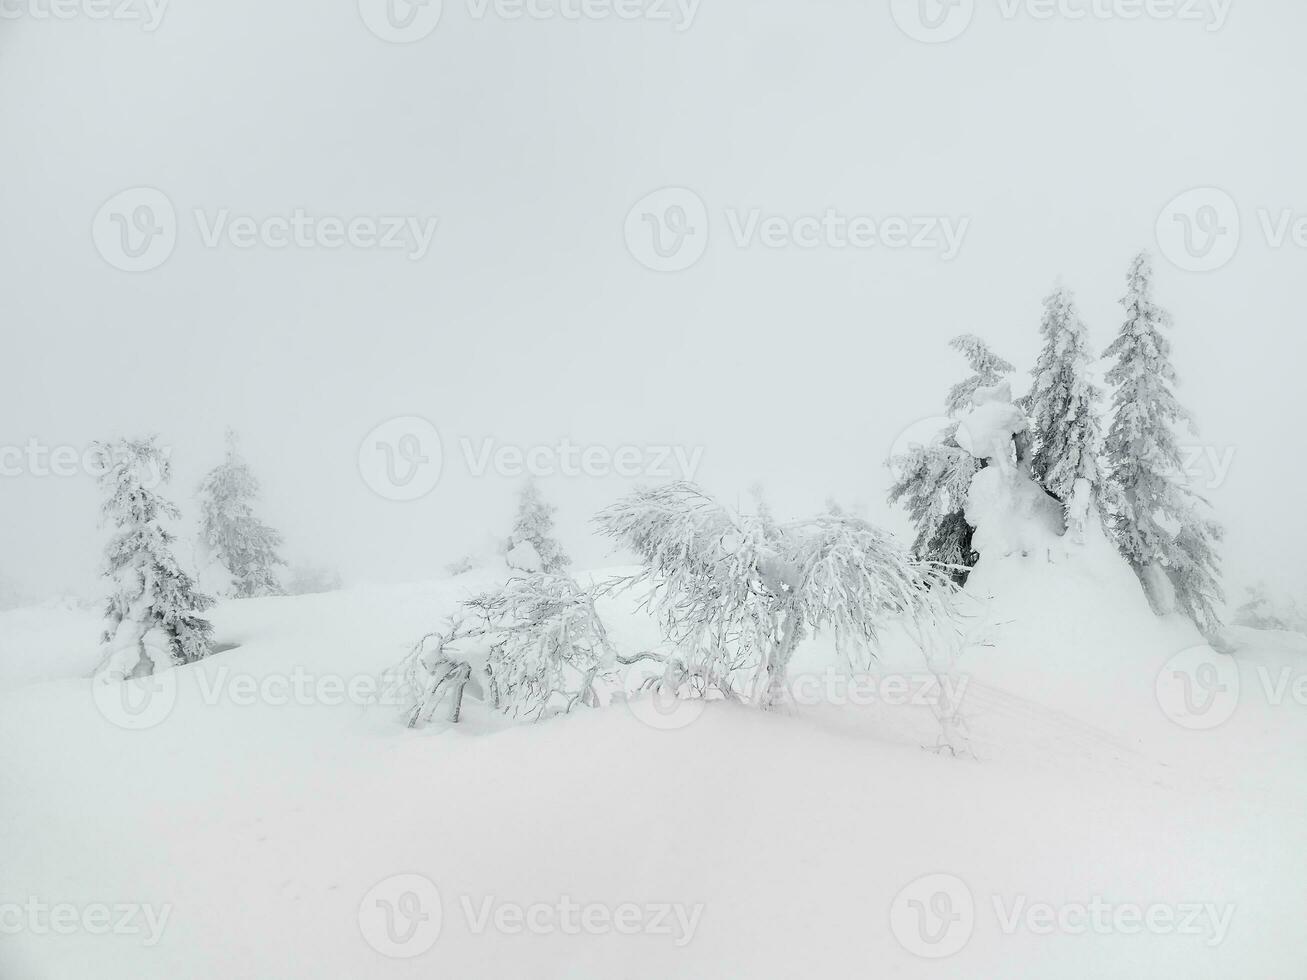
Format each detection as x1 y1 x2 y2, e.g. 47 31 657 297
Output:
1103 253 1224 634
1233 583 1305 634
596 483 959 708
196 431 286 597
397 571 616 727
504 481 571 574
445 556 478 577
94 437 214 679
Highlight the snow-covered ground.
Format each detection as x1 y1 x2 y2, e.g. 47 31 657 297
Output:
0 599 102 693
1 556 1305 979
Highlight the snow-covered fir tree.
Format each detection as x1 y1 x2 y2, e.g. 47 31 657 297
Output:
1103 252 1224 634
504 481 571 575
196 431 286 598
94 437 214 679
945 334 1016 417
1170 513 1226 636
1027 285 1105 538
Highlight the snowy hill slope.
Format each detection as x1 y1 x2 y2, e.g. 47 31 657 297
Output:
0 601 102 693
1 562 1305 979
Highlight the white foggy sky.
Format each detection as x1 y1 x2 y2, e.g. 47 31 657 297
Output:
1 0 1304 601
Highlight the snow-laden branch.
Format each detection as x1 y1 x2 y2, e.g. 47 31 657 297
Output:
394 571 617 728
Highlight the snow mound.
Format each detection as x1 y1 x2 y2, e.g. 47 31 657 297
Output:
953 381 1025 464
0 565 1304 978
965 465 1065 561
955 381 1065 560
953 383 1210 735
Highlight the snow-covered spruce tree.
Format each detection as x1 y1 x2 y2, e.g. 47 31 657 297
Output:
596 482 958 709
395 571 616 726
1026 285 1105 539
95 437 214 679
1103 252 1225 633
946 334 1016 417
0 573 31 611
504 481 571 575
1171 514 1226 637
196 431 286 598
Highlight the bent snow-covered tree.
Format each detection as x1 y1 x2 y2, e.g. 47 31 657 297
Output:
1103 252 1224 634
95 437 214 679
888 440 978 579
197 430 286 597
396 571 616 727
596 482 958 708
1027 285 1105 539
890 333 1013 580
946 333 1016 417
504 481 571 575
